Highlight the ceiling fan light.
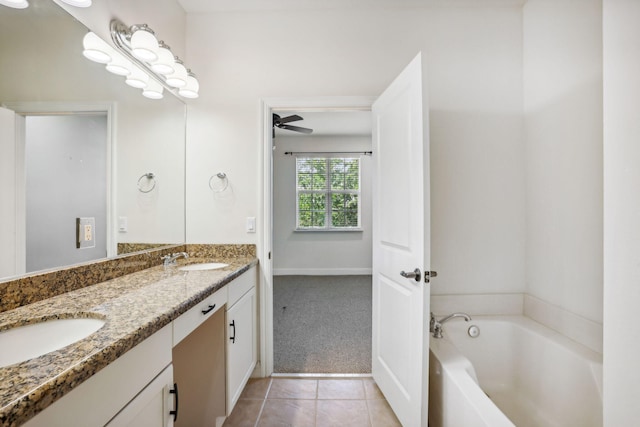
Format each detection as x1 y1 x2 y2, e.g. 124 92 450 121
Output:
82 32 112 64
165 60 187 88
59 0 91 7
130 25 158 62
0 0 29 8
125 65 149 89
150 44 175 75
178 74 199 98
142 80 164 100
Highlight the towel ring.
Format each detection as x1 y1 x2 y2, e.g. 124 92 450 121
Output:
137 172 156 193
209 172 228 193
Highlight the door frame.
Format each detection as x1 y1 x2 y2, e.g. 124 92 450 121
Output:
4 101 117 267
259 96 376 376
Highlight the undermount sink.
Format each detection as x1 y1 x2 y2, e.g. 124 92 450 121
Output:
179 262 229 272
0 317 105 368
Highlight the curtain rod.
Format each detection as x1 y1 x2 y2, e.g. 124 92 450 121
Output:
284 151 373 156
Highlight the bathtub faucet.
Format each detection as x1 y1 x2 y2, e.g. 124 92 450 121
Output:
430 312 472 338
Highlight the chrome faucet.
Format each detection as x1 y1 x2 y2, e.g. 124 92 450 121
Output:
161 252 189 266
430 312 472 338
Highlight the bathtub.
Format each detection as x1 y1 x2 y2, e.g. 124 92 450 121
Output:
428 316 602 427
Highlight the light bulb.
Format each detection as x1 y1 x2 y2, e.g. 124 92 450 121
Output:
105 51 132 76
142 80 164 100
178 73 199 99
125 66 149 89
130 26 158 62
151 43 175 75
82 32 111 64
0 0 29 8
165 60 187 88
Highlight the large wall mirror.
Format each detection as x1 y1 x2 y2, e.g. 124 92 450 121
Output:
0 0 186 280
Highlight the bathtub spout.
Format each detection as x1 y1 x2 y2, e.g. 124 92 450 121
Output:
430 312 472 338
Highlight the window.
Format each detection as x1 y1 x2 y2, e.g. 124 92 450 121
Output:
296 157 361 230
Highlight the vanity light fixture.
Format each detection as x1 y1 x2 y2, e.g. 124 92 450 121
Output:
82 32 112 63
59 0 92 7
142 80 164 100
129 24 159 62
178 72 200 99
0 0 28 8
110 18 200 99
165 59 188 88
125 65 149 89
150 42 175 75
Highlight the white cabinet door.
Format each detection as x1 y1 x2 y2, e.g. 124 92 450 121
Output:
107 364 176 427
226 286 257 413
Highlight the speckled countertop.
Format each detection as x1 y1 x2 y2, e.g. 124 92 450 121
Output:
0 255 258 427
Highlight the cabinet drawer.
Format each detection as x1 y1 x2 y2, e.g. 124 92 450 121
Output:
228 266 256 308
173 288 227 346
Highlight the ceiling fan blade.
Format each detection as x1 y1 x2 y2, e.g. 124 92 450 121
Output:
278 114 304 124
281 124 313 134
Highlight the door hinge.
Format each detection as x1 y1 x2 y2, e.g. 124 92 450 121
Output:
425 271 438 283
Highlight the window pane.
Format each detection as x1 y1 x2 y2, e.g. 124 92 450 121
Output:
312 194 326 210
299 193 312 210
311 211 325 227
298 210 311 227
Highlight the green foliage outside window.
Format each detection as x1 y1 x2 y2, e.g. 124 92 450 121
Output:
296 157 360 229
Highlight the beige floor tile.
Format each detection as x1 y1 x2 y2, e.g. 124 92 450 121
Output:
223 399 264 427
317 379 366 400
241 378 273 400
367 398 402 427
268 378 318 399
316 400 370 427
363 378 385 400
258 399 317 426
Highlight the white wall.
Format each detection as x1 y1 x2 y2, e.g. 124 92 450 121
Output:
184 4 525 295
25 115 108 272
273 135 372 275
523 0 603 324
603 0 640 424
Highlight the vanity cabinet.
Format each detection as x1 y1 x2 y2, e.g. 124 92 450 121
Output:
106 364 175 427
226 269 258 414
24 325 174 427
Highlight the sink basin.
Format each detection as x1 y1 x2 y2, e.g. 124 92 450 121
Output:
0 317 105 368
179 262 229 271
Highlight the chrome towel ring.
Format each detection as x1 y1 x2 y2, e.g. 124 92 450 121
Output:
137 172 156 193
209 172 228 193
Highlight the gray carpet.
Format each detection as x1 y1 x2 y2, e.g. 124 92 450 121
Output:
273 275 372 374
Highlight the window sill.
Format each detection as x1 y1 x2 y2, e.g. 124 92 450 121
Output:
294 228 364 233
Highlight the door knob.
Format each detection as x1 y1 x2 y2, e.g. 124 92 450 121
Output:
400 268 421 282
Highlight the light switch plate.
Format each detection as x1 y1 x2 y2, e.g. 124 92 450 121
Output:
76 217 96 249
246 217 256 233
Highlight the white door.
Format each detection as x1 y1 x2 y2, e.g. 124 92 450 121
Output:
371 53 430 427
0 107 17 278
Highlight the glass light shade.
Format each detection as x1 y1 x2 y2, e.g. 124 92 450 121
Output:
125 66 149 89
142 80 164 100
150 45 175 75
130 27 158 62
82 32 111 64
59 0 91 6
165 61 188 88
178 75 200 99
105 52 132 76
0 0 29 8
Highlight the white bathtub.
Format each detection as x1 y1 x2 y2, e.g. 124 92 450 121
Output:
428 316 602 427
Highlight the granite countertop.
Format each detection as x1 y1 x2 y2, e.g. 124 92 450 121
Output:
0 255 258 427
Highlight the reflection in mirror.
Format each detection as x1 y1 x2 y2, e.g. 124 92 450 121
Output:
0 0 186 280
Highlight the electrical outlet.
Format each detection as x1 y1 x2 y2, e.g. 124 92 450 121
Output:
76 217 96 249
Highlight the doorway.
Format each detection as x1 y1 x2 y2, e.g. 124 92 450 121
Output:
260 98 376 376
270 109 373 373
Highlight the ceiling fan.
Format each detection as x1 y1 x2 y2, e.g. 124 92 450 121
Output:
272 113 313 137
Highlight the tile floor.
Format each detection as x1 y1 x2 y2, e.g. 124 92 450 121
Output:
223 377 402 427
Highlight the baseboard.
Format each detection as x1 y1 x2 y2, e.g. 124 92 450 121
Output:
273 268 372 276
